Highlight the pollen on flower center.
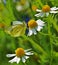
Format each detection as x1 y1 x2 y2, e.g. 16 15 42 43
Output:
42 5 50 12
15 48 25 57
28 19 38 28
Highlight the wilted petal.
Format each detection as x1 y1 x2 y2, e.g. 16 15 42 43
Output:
6 54 16 57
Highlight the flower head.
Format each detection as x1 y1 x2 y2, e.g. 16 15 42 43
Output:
16 0 29 12
42 5 50 12
6 48 33 64
32 5 38 11
35 5 58 17
0 23 5 28
28 19 38 29
28 19 45 36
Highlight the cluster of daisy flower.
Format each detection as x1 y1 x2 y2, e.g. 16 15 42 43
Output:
5 5 58 36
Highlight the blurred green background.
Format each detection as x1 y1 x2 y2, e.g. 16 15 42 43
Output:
0 0 58 65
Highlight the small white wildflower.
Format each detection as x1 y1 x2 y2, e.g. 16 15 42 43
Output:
28 19 45 36
35 5 58 17
6 48 33 64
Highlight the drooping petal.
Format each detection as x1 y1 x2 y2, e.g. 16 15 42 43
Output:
36 9 42 12
35 13 45 17
25 49 32 52
50 7 58 11
22 57 26 63
24 56 29 59
25 52 34 55
9 56 20 64
50 11 58 13
28 29 33 36
33 29 37 35
36 19 45 26
6 54 16 57
46 12 49 16
16 57 21 64
37 26 43 31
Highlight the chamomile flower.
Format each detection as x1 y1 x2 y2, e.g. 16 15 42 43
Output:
16 0 29 12
28 19 45 36
6 48 33 64
35 5 58 17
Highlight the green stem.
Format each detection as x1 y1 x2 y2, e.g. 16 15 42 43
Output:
36 0 43 7
22 35 47 55
47 17 53 65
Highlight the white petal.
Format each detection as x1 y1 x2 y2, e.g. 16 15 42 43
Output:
12 21 23 25
25 52 34 55
35 12 45 17
16 57 20 64
33 30 37 35
50 11 58 13
6 54 16 57
36 19 45 26
16 5 23 11
9 56 20 64
25 49 32 52
37 26 43 31
50 7 58 11
36 9 42 12
22 57 26 63
28 29 33 36
24 56 29 59
46 12 49 16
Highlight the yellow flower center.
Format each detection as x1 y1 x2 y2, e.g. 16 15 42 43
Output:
32 5 37 11
15 48 25 57
20 0 26 5
0 23 5 28
28 19 38 28
42 5 50 12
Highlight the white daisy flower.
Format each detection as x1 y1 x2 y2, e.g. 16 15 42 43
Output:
28 19 45 36
6 48 33 64
35 5 58 17
16 0 29 12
